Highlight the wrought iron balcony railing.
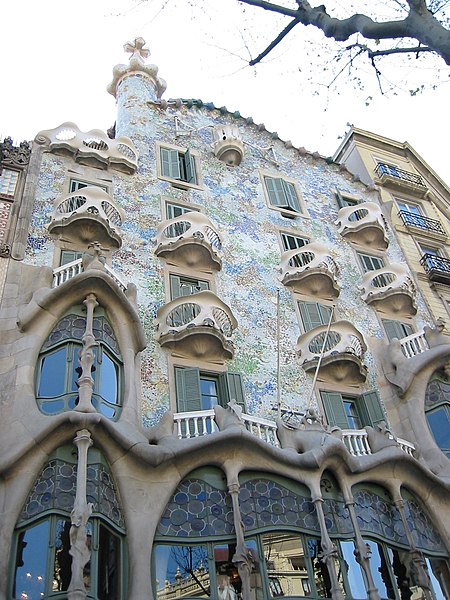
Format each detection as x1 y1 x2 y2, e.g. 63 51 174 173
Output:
375 163 426 188
398 210 446 236
420 253 450 284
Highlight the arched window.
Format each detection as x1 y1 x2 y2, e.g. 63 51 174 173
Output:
36 308 123 419
10 446 125 599
425 370 450 458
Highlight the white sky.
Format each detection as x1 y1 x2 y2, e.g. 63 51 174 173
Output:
1 0 449 185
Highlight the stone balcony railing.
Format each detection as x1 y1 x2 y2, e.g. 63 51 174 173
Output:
36 122 139 174
212 124 245 166
155 212 222 271
360 264 416 316
172 409 415 457
399 330 429 358
52 257 127 292
47 187 125 249
375 162 427 196
156 290 238 360
297 320 367 384
335 202 388 250
280 242 340 299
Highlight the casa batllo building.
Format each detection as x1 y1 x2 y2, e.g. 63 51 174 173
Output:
1 38 450 600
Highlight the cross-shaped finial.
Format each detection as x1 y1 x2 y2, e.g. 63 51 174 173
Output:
123 37 150 63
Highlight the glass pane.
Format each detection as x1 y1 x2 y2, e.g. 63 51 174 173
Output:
308 537 345 599
99 353 118 405
263 532 310 597
427 408 450 458
427 558 450 600
215 540 261 600
364 540 396 599
387 548 415 600
14 520 50 599
98 524 120 600
200 378 219 409
71 345 82 392
154 544 210 599
38 347 67 397
52 519 72 592
343 400 362 429
340 541 367 599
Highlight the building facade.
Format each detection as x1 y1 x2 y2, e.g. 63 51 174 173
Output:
1 38 450 600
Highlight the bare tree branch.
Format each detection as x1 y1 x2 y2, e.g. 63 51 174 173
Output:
238 0 450 65
249 17 300 65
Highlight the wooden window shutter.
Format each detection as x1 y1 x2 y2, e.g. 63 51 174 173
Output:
281 180 300 212
224 372 246 410
335 190 346 209
161 148 181 179
169 275 182 300
265 177 285 207
321 392 349 429
175 367 202 412
183 149 196 184
298 302 332 333
359 391 386 427
382 319 413 342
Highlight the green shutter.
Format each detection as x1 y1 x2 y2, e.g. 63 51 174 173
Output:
265 177 286 207
382 319 412 341
183 149 196 184
360 391 386 427
335 190 346 209
169 275 182 300
321 392 349 429
224 372 246 410
281 180 300 212
175 367 202 412
298 302 332 333
161 148 181 179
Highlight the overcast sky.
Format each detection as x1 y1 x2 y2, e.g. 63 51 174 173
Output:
1 0 449 185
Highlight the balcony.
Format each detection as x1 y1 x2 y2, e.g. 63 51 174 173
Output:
36 122 139 174
280 242 340 299
172 410 414 457
155 212 222 271
212 125 245 166
360 264 416 316
375 163 427 196
297 321 367 384
398 211 447 237
156 290 237 360
421 253 450 285
47 187 124 249
335 202 388 250
398 330 429 358
52 258 127 292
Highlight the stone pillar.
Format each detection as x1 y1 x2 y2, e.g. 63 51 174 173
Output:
68 429 94 600
76 293 98 413
313 496 345 600
228 481 254 600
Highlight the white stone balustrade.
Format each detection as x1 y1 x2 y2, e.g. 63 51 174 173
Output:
48 187 125 250
155 212 222 270
52 258 127 292
172 409 414 457
399 330 429 358
280 242 340 298
212 125 245 166
36 122 139 174
335 202 388 249
360 263 416 315
156 290 237 359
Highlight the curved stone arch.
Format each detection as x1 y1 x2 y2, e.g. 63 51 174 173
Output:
16 270 146 425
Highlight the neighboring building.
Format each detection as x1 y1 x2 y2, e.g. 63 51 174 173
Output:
1 38 450 600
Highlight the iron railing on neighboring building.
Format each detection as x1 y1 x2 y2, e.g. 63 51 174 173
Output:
376 162 426 187
398 210 446 235
420 253 450 284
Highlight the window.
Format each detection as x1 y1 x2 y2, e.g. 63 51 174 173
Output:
425 372 450 459
60 250 83 265
159 145 198 186
357 252 385 272
382 319 413 341
320 390 385 429
169 274 209 299
335 190 362 209
174 367 245 412
69 179 108 193
165 201 196 220
280 232 309 251
0 167 19 198
36 309 123 419
298 301 333 333
264 175 302 215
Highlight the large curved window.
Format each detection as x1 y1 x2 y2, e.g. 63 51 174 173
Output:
425 370 450 458
36 309 123 419
10 447 125 599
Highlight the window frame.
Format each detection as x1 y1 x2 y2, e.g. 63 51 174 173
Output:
156 141 203 190
296 300 335 334
279 230 310 251
0 167 20 199
261 171 307 218
335 190 363 209
69 178 108 193
382 318 413 341
357 251 385 273
320 389 386 430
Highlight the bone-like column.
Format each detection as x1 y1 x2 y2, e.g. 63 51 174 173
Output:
76 293 98 413
228 481 254 600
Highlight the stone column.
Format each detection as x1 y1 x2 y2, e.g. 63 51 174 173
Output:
394 496 433 600
68 429 94 600
228 481 254 600
313 496 345 600
76 293 98 413
341 485 380 600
